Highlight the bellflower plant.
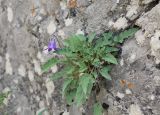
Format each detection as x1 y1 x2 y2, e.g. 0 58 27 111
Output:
42 28 138 115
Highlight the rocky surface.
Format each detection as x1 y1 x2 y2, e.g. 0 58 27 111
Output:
0 0 160 115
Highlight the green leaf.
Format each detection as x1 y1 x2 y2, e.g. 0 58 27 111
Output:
99 66 112 80
92 58 101 67
114 28 138 43
38 109 47 115
102 54 118 64
79 74 94 95
75 85 86 106
93 102 103 115
65 89 76 105
41 58 59 72
92 71 98 79
62 78 73 96
88 33 96 43
79 62 87 73
106 47 119 53
103 32 113 40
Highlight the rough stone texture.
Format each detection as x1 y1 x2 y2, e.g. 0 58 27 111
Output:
0 0 160 115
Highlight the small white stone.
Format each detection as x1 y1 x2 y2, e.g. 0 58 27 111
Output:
7 7 13 22
37 51 45 63
45 78 55 98
43 46 49 54
5 53 13 75
125 89 132 95
65 18 73 26
63 111 69 115
108 20 114 28
126 6 138 20
51 65 58 73
13 79 18 84
135 30 145 45
129 53 136 63
150 95 155 100
76 29 84 35
129 104 144 115
58 30 66 39
113 17 128 30
33 59 42 76
47 20 56 35
120 58 124 66
60 1 67 10
28 71 34 82
18 65 26 77
116 0 120 4
116 92 125 99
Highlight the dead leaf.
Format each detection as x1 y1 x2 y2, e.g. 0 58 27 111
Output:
120 79 126 87
31 4 36 17
68 0 77 8
127 82 135 89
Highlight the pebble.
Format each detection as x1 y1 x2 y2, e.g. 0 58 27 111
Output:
47 20 57 35
45 78 55 98
28 70 34 82
65 18 73 26
33 59 42 76
150 95 155 100
129 104 144 115
58 29 66 39
5 53 13 75
129 53 136 63
51 65 58 73
135 30 145 45
7 7 13 22
113 17 128 30
18 64 26 77
125 89 132 95
63 111 69 115
116 92 125 99
76 29 84 35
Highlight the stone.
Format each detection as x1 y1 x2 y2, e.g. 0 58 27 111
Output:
116 92 125 99
47 20 57 35
113 17 128 30
28 70 34 82
64 18 73 26
125 89 132 95
129 53 136 63
150 95 155 100
76 29 84 35
58 29 66 39
150 30 160 64
126 0 139 20
51 65 58 73
136 3 160 35
129 104 144 115
45 78 55 98
33 59 42 76
153 76 160 86
5 53 13 75
7 7 13 22
63 111 69 115
18 64 26 77
135 30 146 45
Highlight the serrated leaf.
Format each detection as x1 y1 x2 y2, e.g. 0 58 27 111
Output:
79 74 94 95
75 85 86 106
41 58 59 72
92 71 98 79
99 66 112 80
93 102 103 115
103 32 113 40
65 89 76 105
62 78 73 96
102 54 118 64
114 28 138 43
92 58 101 67
88 33 96 43
106 47 119 53
79 62 87 73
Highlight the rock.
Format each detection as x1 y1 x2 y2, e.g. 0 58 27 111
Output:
116 92 125 99
18 65 26 77
125 89 132 95
45 78 55 98
33 59 42 76
126 0 139 20
142 0 154 5
150 30 160 64
136 3 160 35
5 53 13 75
129 53 136 63
150 95 155 100
47 20 57 35
120 58 124 66
63 111 70 115
135 30 146 46
51 65 58 73
76 29 84 35
28 70 34 82
7 7 13 22
113 17 128 30
129 104 144 115
64 18 73 26
153 76 160 86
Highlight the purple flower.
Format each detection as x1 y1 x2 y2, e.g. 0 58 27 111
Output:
48 38 57 52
